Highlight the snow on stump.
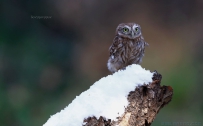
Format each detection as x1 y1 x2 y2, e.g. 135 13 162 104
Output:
43 64 173 126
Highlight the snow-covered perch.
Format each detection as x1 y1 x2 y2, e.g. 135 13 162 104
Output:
43 64 173 126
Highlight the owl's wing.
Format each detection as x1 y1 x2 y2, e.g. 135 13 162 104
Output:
109 36 123 59
144 41 149 46
141 35 149 46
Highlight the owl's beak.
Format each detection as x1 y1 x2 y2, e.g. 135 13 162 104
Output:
131 31 135 38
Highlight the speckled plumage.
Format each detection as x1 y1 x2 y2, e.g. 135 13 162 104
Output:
107 23 149 73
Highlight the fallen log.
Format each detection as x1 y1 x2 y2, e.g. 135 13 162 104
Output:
43 65 173 126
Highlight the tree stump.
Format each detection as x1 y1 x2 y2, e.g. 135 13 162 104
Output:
83 71 173 126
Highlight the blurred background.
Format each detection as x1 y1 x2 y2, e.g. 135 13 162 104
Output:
1 0 203 126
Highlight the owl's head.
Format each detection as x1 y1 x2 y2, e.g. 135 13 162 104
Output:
116 23 142 39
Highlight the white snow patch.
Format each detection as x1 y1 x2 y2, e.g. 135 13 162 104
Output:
43 64 153 126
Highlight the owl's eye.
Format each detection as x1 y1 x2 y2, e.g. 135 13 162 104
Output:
135 27 139 32
123 27 129 33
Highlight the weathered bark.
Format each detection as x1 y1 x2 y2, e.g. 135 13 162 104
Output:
83 71 173 126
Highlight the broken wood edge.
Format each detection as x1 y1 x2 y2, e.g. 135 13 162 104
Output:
83 71 173 126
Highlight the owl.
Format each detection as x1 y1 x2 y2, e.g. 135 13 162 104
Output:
107 23 149 73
